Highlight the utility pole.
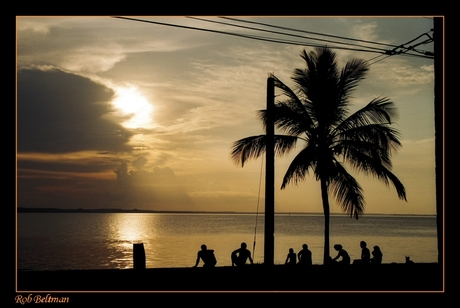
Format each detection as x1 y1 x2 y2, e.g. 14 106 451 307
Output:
433 17 443 267
264 74 275 266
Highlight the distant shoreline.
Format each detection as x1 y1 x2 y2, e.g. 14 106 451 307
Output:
17 207 436 217
17 207 241 214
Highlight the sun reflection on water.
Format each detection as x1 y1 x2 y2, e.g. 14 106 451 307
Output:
107 214 159 268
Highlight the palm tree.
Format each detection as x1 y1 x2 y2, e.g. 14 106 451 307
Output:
231 47 407 264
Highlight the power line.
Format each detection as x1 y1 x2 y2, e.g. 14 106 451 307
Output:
383 31 434 58
188 16 390 54
220 16 435 60
113 17 332 50
115 16 386 54
219 16 401 49
215 16 434 61
365 55 392 66
114 16 434 62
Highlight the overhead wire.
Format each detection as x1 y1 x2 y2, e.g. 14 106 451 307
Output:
219 16 434 60
218 16 400 49
114 17 344 51
187 16 391 54
383 31 434 59
215 16 434 61
114 16 434 64
222 16 398 47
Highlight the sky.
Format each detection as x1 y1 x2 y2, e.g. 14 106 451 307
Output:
16 16 439 215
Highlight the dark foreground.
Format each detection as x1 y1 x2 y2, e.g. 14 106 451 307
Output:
17 263 443 292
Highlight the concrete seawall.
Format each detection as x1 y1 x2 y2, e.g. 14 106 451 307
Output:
17 263 443 292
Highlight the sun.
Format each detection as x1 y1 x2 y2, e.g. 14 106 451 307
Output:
112 86 155 129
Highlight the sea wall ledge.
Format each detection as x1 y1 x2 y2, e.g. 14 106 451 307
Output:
17 263 443 292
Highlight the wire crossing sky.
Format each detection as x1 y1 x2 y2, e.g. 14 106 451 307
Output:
16 16 437 215
115 16 434 60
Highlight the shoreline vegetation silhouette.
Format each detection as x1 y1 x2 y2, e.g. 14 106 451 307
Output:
231 47 407 265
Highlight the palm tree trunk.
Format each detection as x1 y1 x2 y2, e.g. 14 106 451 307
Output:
321 178 330 265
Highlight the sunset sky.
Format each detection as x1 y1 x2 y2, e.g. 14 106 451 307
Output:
16 16 439 215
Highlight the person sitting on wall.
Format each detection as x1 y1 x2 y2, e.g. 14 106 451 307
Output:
193 244 217 268
370 246 383 265
332 244 350 265
285 248 297 266
353 241 371 265
231 242 254 266
297 244 312 266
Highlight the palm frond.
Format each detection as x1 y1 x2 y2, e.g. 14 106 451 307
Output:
258 102 313 136
337 97 399 133
281 145 316 189
335 138 393 168
230 134 298 167
230 135 266 167
336 123 402 161
340 147 407 201
339 58 369 99
329 162 365 219
295 47 345 127
274 135 298 156
272 75 304 108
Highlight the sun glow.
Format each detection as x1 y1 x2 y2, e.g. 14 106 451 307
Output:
113 86 155 129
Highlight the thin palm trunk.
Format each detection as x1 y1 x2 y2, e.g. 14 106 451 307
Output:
321 178 330 264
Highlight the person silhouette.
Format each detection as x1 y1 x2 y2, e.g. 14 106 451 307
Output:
370 245 383 265
193 244 217 268
285 248 296 266
297 244 312 266
231 242 254 266
332 244 350 265
353 241 371 265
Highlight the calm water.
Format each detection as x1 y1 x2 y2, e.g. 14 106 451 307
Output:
17 213 438 271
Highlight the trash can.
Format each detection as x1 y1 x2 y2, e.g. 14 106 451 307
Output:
133 243 146 270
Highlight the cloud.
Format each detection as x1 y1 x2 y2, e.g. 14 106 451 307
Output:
17 67 133 154
370 61 434 87
106 163 194 211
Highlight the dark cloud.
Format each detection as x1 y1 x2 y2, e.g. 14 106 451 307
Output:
17 68 132 153
17 169 114 209
17 158 116 174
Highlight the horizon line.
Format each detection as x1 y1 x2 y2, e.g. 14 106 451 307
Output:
17 207 436 216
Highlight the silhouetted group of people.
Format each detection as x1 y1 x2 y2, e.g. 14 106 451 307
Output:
193 240 383 268
284 244 313 267
328 241 383 266
193 242 253 268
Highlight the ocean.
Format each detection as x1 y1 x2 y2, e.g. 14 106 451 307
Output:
17 212 438 271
